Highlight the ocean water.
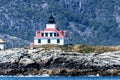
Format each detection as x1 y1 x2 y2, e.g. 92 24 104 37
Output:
0 76 119 80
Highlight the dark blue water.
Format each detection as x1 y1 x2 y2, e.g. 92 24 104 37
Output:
0 76 119 80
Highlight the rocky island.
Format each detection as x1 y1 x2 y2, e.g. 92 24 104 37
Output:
0 45 120 76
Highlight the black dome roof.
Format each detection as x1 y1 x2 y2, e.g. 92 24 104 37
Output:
48 15 55 24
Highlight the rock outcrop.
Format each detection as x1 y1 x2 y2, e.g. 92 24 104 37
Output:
0 47 120 76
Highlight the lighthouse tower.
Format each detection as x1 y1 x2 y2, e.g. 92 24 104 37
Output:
34 15 68 45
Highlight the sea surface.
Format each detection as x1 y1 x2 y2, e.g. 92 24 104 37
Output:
0 76 119 80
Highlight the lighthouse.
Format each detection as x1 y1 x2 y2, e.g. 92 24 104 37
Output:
34 15 68 45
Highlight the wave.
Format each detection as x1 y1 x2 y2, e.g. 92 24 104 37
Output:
0 74 50 77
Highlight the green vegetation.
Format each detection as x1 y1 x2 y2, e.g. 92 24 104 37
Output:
32 44 120 53
0 0 120 47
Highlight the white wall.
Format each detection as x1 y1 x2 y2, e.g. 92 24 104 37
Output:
34 38 65 45
34 39 39 45
0 44 5 49
46 24 56 28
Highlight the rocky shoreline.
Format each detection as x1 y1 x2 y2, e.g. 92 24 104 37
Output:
0 47 120 76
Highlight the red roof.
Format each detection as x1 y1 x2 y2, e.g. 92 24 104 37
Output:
35 30 41 38
44 28 57 31
34 28 67 38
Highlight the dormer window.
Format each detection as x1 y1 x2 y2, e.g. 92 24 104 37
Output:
54 33 57 37
50 33 52 37
45 33 48 37
41 33 44 37
57 33 59 36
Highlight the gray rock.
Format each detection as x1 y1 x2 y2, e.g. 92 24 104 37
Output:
0 47 120 75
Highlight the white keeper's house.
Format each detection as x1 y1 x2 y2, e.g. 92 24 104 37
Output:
0 37 6 49
34 15 68 45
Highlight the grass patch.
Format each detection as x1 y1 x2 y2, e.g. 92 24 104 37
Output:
32 44 120 53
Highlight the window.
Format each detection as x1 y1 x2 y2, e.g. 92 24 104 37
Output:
57 39 60 43
57 33 59 36
41 33 44 37
45 33 48 37
50 33 52 37
38 39 41 43
54 33 57 37
48 39 51 43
